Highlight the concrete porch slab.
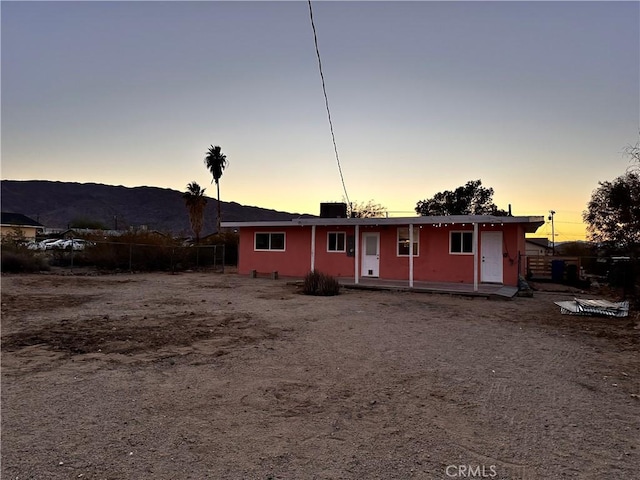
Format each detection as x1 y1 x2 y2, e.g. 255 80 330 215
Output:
336 278 518 300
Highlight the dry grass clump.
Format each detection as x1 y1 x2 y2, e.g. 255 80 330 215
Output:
302 270 341 296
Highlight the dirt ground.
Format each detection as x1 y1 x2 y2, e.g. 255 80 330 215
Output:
2 271 639 480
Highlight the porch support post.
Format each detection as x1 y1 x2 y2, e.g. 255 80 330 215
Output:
473 222 479 292
310 225 316 272
409 223 414 288
354 224 360 284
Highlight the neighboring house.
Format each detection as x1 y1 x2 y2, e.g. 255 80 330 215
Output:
525 237 552 256
1 212 44 240
222 210 544 289
60 228 124 238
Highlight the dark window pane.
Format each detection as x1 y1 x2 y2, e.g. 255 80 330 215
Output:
451 232 462 253
462 232 473 253
336 233 345 251
328 233 337 251
270 233 285 250
255 233 270 250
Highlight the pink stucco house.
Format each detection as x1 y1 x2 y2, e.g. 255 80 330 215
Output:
222 212 544 290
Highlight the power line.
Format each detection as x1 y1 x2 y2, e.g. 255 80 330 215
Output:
307 0 350 207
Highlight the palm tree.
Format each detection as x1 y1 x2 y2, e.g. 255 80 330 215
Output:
183 182 208 243
204 145 228 232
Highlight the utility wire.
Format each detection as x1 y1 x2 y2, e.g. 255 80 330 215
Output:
307 0 350 207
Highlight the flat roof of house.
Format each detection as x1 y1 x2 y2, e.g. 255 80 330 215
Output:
222 215 545 233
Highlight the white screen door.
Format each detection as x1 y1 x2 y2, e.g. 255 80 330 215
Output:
361 233 380 277
481 231 503 283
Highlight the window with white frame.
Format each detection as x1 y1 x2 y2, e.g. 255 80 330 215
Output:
327 232 346 252
254 232 285 251
397 227 419 256
450 231 473 254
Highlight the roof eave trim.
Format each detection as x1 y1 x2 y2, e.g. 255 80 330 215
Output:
222 215 546 228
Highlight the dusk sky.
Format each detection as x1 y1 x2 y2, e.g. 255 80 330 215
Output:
2 1 639 241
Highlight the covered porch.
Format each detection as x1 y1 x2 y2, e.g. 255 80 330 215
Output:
336 277 519 299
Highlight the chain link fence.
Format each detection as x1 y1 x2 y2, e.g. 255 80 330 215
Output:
59 240 236 272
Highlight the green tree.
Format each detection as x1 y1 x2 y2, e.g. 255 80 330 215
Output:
182 182 208 243
583 171 640 253
204 145 228 232
415 180 508 216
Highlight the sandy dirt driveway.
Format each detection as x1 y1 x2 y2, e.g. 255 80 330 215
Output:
1 272 639 479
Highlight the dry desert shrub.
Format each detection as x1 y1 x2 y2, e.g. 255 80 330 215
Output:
302 270 341 296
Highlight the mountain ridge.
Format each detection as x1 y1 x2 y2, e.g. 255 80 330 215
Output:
1 180 312 236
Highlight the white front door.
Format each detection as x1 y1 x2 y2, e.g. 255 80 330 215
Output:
361 232 380 277
481 231 503 283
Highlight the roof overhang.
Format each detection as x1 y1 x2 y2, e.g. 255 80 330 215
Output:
223 215 545 233
0 223 43 228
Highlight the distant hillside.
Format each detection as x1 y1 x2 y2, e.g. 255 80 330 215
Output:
1 180 311 236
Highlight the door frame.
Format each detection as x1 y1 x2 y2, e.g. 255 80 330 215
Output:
480 231 503 283
361 232 380 277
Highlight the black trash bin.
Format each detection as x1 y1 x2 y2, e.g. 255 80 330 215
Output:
608 257 633 289
566 264 578 285
551 260 565 283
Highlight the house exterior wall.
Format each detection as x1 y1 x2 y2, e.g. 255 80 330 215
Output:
525 238 551 257
0 225 38 240
502 224 522 286
237 222 529 286
238 227 312 276
525 245 549 256
313 226 356 277
417 225 474 283
365 225 476 283
516 226 529 277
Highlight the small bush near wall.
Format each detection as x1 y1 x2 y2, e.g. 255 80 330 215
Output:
303 270 341 296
